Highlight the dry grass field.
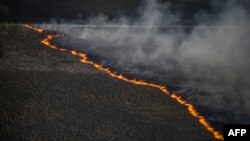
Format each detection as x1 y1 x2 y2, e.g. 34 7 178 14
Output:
0 24 216 141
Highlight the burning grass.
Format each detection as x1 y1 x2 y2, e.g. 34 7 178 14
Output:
36 25 223 140
0 24 221 141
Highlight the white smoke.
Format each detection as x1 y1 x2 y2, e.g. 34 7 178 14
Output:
40 0 250 123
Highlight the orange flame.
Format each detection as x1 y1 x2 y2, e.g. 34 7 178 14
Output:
171 94 224 140
25 25 224 140
24 24 44 33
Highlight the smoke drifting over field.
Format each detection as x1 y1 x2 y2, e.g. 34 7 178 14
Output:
41 0 250 124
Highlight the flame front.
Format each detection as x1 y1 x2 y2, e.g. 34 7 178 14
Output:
25 24 224 140
24 24 44 33
171 94 224 140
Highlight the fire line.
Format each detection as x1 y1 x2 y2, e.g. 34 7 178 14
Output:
24 24 224 140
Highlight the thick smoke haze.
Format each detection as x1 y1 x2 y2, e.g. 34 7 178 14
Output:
41 0 250 124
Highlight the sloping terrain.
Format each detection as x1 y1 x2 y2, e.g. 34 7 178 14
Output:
0 24 216 141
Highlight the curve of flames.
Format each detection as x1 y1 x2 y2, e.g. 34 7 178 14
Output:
24 24 224 140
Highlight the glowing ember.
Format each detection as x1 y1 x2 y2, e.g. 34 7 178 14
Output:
25 24 224 140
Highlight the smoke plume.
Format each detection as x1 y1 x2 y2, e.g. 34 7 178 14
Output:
41 0 250 124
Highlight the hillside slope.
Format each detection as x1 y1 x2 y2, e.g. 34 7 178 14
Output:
0 24 217 140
